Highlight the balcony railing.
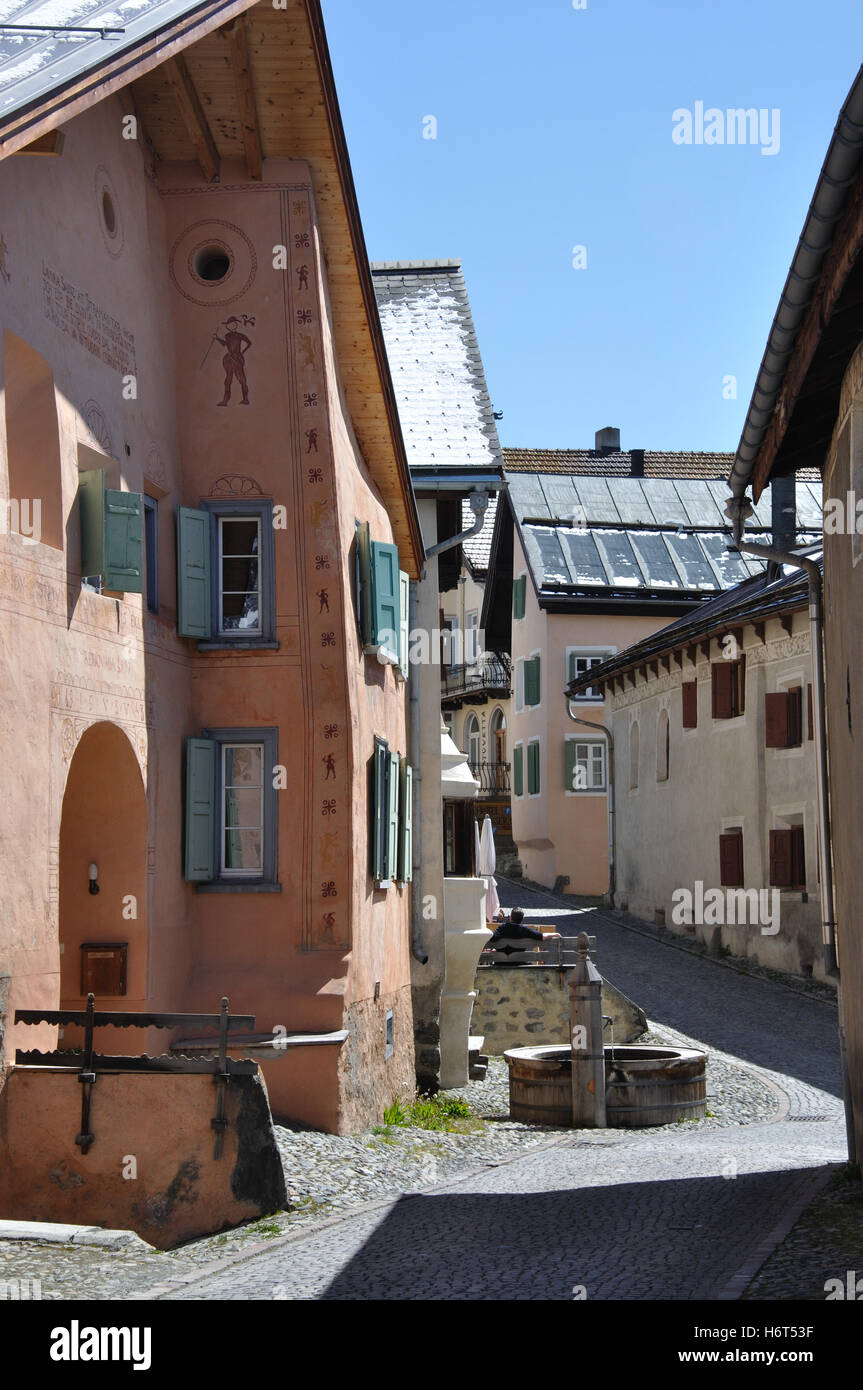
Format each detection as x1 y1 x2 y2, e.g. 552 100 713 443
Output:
441 651 512 701
469 761 511 796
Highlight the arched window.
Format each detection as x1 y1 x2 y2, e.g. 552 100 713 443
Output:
3 332 64 549
629 721 639 790
465 713 481 770
489 706 507 791
657 708 669 782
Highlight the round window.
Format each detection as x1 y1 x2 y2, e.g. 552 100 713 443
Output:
193 245 232 283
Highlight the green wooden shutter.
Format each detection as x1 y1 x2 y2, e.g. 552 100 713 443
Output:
513 744 523 797
185 737 215 881
524 656 540 706
177 507 212 639
527 742 540 794
357 521 372 646
386 750 400 882
565 739 577 791
372 737 388 879
398 570 410 680
104 490 143 592
371 541 400 659
399 759 413 882
79 469 105 579
512 575 526 619
568 651 577 684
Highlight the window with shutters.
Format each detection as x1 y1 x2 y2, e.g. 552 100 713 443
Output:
399 758 413 883
398 570 410 681
144 495 159 613
770 824 806 889
513 742 524 797
681 680 698 729
719 828 744 887
566 648 613 701
656 708 669 781
711 656 745 719
512 574 526 619
370 738 411 885
178 500 276 647
527 738 541 796
78 470 143 595
356 522 401 665
185 727 279 889
524 652 541 707
629 721 639 790
765 687 803 748
565 737 606 793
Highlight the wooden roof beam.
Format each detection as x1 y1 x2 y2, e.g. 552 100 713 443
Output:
163 55 220 183
13 131 65 156
222 16 262 181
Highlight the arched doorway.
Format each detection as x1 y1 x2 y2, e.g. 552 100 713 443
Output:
490 707 506 791
58 723 147 1010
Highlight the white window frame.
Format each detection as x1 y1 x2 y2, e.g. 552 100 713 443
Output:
566 646 615 702
465 712 481 768
218 513 262 638
565 735 607 795
220 740 265 878
526 736 542 798
465 609 480 666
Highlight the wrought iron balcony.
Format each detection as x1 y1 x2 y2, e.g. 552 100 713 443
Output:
469 761 511 796
441 651 512 702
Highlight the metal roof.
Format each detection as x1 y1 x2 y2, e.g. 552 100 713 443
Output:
506 471 822 598
0 0 205 119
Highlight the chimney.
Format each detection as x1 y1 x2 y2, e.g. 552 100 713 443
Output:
595 426 621 455
630 448 645 478
770 475 796 553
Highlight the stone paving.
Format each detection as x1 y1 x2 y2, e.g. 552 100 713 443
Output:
0 878 849 1301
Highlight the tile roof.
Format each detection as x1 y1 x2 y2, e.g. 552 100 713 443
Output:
502 447 821 482
504 471 822 598
372 261 504 473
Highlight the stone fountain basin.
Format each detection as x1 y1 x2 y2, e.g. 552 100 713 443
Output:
504 1043 707 1128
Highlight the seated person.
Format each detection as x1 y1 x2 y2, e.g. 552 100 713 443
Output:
487 908 543 963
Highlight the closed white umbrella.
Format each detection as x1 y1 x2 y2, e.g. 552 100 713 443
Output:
478 814 499 920
474 818 482 879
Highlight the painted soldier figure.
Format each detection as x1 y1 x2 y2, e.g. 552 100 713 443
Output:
216 317 251 405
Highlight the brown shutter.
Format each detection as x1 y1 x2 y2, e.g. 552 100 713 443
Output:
681 680 698 728
719 831 743 887
765 692 788 747
788 687 802 746
769 829 793 888
791 824 806 887
735 655 746 715
712 663 733 718
807 683 814 741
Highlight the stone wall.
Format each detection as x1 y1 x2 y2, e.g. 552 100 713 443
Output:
472 965 646 1054
337 984 415 1133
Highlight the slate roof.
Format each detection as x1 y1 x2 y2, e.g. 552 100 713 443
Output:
0 0 198 119
566 550 822 694
506 471 822 598
371 261 504 474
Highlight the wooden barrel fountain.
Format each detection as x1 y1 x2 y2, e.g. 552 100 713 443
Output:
504 1044 707 1127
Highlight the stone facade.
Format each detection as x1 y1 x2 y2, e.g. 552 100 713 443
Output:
472 965 646 1054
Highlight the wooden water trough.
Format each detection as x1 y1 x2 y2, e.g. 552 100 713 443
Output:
504 1044 707 1128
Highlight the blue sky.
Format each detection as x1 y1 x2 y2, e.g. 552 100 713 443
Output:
323 0 863 454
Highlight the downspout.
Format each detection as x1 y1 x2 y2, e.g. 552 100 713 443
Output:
423 491 490 566
566 705 615 905
728 509 855 1162
408 577 428 964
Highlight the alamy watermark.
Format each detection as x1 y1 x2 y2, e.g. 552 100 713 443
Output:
0 497 41 545
672 102 780 157
671 880 780 935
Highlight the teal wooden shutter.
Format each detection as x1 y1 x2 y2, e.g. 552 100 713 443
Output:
398 570 410 680
512 575 526 619
371 540 399 659
79 469 105 579
357 521 372 647
386 750 400 881
513 744 523 797
565 739 577 791
524 656 540 706
399 758 413 882
104 489 143 592
372 737 388 879
177 507 212 639
527 742 540 795
185 737 215 881
568 651 577 684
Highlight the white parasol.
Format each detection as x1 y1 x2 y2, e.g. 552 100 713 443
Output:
478 814 500 920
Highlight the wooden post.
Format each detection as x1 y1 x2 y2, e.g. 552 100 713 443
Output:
569 931 606 1128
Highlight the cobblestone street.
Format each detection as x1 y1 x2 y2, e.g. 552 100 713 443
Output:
3 878 848 1303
